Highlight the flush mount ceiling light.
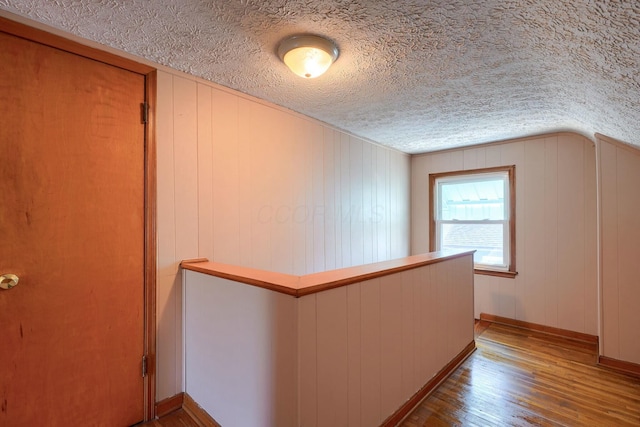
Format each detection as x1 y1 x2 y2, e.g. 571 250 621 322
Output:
278 34 339 79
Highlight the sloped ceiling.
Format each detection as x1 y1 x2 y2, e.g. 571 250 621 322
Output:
1 0 639 153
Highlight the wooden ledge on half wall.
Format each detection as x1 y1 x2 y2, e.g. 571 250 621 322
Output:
180 249 476 298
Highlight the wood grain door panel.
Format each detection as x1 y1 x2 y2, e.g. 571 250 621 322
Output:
0 30 145 426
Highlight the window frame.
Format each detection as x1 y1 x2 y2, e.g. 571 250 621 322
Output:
429 165 517 278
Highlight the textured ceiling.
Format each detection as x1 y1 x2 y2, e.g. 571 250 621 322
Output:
1 0 639 153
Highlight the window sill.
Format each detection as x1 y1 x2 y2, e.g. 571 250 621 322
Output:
474 268 518 279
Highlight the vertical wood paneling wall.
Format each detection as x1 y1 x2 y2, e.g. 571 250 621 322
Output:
184 271 298 427
411 133 598 336
156 70 411 400
597 135 640 365
297 255 474 427
183 254 474 427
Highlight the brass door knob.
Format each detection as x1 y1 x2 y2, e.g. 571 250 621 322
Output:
0 274 19 290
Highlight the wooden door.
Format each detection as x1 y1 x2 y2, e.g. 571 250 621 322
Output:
0 29 146 426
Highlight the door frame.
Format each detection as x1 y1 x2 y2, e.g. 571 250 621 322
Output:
0 16 158 421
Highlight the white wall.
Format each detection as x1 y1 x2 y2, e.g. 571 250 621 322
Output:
184 271 298 427
597 135 640 365
297 255 474 427
156 70 411 400
183 254 474 427
411 133 598 336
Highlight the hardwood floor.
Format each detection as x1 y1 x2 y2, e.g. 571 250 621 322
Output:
400 321 640 426
139 409 200 427
144 321 640 427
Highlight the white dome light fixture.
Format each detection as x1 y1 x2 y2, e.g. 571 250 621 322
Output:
278 34 339 79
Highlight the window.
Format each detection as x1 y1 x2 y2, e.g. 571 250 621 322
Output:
429 166 516 278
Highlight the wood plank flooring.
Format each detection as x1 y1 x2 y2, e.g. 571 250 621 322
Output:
144 321 640 427
400 321 640 426
139 409 199 427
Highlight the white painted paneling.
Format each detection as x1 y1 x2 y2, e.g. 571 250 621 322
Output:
346 283 362 427
211 88 241 265
196 84 214 261
184 254 473 427
162 77 196 397
450 150 464 171
598 136 640 365
292 115 311 276
390 153 400 259
557 137 586 333
316 288 349 427
333 130 344 269
599 139 619 357
362 143 374 265
523 139 546 325
583 143 598 335
500 141 525 321
410 155 430 255
274 295 299 425
395 154 411 259
432 261 450 367
237 98 255 269
359 278 382 427
269 113 295 275
463 148 479 169
376 148 389 261
380 274 403 417
472 273 492 319
323 128 337 271
156 71 176 277
543 136 559 328
401 270 416 398
155 73 185 404
312 124 326 273
298 294 317 427
340 133 353 268
411 133 598 336
350 137 365 267
184 271 297 427
485 145 502 167
172 76 199 264
615 147 640 364
156 274 179 399
415 266 433 385
154 70 411 400
303 123 317 275
457 256 476 349
297 255 475 427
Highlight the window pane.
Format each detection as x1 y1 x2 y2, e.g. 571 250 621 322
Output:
440 223 505 266
439 178 505 221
